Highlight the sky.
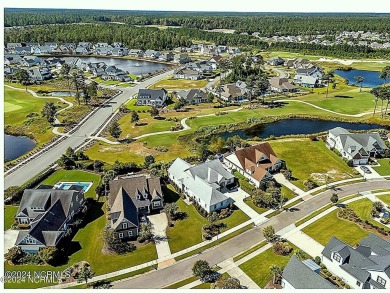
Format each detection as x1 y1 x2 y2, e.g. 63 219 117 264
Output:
3 0 390 13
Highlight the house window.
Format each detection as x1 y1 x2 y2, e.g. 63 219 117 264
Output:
333 253 341 262
123 223 128 229
377 276 386 287
128 231 133 236
356 281 361 287
118 233 124 239
154 202 160 207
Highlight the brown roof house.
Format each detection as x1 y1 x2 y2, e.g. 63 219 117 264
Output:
224 143 285 188
220 83 246 102
269 77 298 93
108 174 164 240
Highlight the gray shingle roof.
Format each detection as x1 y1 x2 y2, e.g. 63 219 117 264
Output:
137 89 167 101
283 256 336 289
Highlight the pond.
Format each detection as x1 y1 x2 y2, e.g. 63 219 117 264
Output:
4 134 36 162
47 91 82 97
334 69 384 88
77 56 170 76
219 119 387 140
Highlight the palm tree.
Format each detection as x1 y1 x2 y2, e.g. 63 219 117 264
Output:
354 76 365 92
60 64 71 90
383 86 390 116
371 87 382 116
380 66 390 85
323 71 334 98
295 249 306 260
269 265 282 285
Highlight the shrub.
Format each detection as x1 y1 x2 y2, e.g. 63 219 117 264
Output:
272 242 292 256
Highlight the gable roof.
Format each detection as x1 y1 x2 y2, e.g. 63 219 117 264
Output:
110 187 139 229
283 256 336 289
137 89 167 101
177 89 207 101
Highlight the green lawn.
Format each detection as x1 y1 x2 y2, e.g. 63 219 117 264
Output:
349 198 390 231
42 170 101 199
5 200 157 289
233 241 267 262
374 159 390 176
239 243 309 288
377 194 390 206
4 86 65 146
164 276 199 289
4 205 18 230
164 185 249 253
150 78 208 90
270 139 358 190
244 198 269 214
302 209 369 246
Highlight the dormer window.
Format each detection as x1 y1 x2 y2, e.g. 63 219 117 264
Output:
123 223 128 229
377 276 386 287
333 252 342 262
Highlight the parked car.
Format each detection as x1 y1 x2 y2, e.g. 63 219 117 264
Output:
360 166 372 174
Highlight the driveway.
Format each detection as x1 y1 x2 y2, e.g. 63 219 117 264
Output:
148 213 174 268
284 230 324 258
354 165 382 180
273 173 305 196
4 230 19 253
227 188 266 225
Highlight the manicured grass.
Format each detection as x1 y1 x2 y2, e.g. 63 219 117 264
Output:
377 194 390 206
239 242 309 288
270 139 357 190
175 224 253 261
244 198 268 214
218 209 250 232
302 209 369 246
348 198 390 231
164 276 199 289
374 159 390 176
150 78 208 90
265 199 304 219
42 170 101 199
4 205 18 230
4 200 157 289
127 99 151 112
233 241 267 262
4 86 65 146
192 282 211 289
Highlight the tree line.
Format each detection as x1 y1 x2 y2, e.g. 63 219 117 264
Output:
5 9 390 36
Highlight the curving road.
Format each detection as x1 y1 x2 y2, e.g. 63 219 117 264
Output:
4 70 175 189
113 179 390 288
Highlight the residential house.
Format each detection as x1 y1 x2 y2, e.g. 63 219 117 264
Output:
62 43 76 50
269 77 298 93
19 56 41 67
25 42 40 48
78 42 92 50
4 54 23 65
75 46 89 55
61 57 82 69
228 47 241 55
224 142 284 188
267 56 285 66
108 174 164 240
293 74 320 88
168 159 235 213
7 43 22 50
174 68 203 80
28 67 51 82
137 88 168 107
235 80 247 92
95 46 113 56
14 46 32 55
322 234 390 289
292 58 313 69
14 187 86 253
207 55 223 70
95 42 110 48
44 42 58 49
112 48 128 57
174 53 191 64
296 66 324 79
128 49 144 57
326 127 387 165
177 89 207 105
144 50 161 59
42 57 64 68
32 45 52 55
186 61 213 74
102 66 131 82
217 45 228 53
159 52 174 62
4 66 17 77
281 256 336 289
220 83 246 102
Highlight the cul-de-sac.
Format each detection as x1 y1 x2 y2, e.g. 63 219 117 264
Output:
2 4 390 290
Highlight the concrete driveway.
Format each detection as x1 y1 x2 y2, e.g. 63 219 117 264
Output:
354 165 382 180
4 230 19 253
227 188 266 225
148 213 174 268
273 173 305 196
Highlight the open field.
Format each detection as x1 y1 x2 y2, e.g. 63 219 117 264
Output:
269 139 358 189
149 77 208 90
41 170 101 198
302 209 369 246
4 200 157 289
374 159 390 176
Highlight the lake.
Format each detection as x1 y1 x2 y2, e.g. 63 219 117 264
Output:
4 134 36 162
77 57 170 76
219 119 387 140
334 69 384 88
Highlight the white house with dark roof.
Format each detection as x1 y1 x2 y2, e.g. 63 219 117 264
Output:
168 159 235 213
282 256 336 289
177 89 207 105
322 234 390 289
137 89 168 107
327 127 387 165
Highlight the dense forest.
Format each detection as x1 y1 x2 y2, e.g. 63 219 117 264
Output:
5 23 390 59
5 9 390 36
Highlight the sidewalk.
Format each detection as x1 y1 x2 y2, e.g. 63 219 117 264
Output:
273 173 305 196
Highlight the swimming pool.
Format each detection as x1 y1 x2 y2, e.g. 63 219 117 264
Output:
57 182 93 193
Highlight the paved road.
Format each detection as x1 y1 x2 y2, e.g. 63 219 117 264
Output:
113 179 390 288
4 70 175 189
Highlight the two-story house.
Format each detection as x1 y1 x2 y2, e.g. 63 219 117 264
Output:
168 159 235 213
108 174 164 240
14 187 85 253
137 88 168 107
